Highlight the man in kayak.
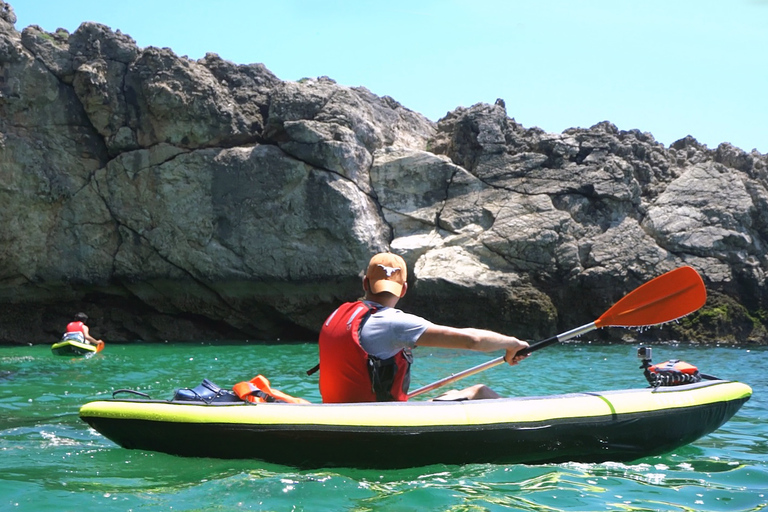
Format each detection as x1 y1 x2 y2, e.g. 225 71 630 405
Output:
318 252 529 403
63 312 104 346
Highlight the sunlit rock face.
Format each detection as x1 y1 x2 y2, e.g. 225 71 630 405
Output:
2 2 767 344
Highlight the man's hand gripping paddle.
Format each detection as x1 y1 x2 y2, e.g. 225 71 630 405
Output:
407 266 707 399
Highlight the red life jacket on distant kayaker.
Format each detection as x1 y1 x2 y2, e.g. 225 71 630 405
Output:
66 321 85 334
318 301 412 403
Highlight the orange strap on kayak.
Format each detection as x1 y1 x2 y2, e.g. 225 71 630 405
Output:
644 359 701 387
233 375 310 404
649 360 699 375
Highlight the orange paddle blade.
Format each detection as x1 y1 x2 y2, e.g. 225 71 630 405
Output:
595 266 706 328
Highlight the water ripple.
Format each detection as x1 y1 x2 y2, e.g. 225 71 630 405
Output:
0 342 766 512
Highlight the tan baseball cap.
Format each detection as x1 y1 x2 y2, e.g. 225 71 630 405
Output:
366 253 407 296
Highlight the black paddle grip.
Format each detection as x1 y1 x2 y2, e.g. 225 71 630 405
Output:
518 334 559 357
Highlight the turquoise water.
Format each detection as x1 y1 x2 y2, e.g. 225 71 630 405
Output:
1 341 765 511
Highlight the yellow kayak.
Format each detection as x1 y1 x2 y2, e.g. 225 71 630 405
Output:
79 379 751 468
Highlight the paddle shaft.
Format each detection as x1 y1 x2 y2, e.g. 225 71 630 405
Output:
407 322 597 399
405 266 706 400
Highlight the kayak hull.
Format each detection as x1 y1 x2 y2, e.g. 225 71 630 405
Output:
79 380 751 468
51 339 104 356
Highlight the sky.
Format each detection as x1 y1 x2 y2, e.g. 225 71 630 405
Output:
8 0 768 153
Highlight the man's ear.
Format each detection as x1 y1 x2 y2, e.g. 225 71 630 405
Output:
362 276 370 292
399 282 408 298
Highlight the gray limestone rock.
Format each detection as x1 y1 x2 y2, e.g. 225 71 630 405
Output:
1 1 767 344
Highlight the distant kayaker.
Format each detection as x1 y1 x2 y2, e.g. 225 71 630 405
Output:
63 312 104 346
318 252 529 403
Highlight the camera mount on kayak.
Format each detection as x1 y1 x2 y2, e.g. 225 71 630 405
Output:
637 346 717 387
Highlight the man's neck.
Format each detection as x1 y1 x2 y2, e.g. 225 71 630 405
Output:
364 292 400 308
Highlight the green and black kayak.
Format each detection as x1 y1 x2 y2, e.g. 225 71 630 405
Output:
79 378 751 468
51 336 105 356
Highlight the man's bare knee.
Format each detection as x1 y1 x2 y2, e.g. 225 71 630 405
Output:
466 384 501 400
432 384 501 401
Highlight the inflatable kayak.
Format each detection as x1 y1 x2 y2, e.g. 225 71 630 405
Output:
79 378 751 468
51 334 104 356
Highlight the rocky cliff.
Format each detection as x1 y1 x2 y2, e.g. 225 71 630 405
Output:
2 1 767 345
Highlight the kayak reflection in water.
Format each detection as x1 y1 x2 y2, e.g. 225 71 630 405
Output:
317 252 529 403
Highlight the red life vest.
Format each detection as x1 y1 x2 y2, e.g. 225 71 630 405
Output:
318 301 412 403
66 321 85 334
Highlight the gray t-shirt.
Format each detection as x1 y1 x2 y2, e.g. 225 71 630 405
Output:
359 301 434 359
